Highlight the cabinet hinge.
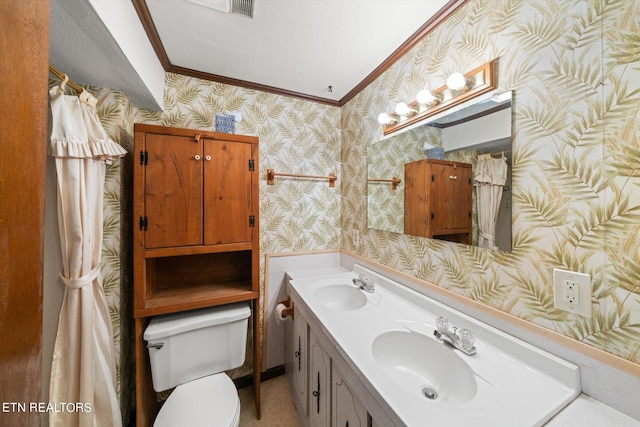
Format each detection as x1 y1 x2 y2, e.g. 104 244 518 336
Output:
139 216 148 231
139 150 148 166
431 174 435 182
248 159 255 171
249 214 255 227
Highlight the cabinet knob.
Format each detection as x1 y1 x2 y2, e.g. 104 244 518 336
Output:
449 175 458 180
205 155 212 161
194 155 201 160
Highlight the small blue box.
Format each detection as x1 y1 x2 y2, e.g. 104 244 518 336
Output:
215 113 236 134
427 147 445 159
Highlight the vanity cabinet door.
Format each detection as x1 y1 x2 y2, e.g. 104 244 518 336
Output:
332 366 368 427
291 306 308 416
309 331 331 427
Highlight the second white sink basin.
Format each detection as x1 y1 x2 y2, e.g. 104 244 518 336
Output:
372 330 478 405
314 284 367 311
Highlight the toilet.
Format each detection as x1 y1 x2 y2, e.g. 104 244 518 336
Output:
144 302 251 426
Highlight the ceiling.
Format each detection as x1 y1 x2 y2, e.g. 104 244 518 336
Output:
50 0 166 110
50 0 462 109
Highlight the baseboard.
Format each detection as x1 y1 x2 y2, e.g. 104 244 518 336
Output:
234 365 285 389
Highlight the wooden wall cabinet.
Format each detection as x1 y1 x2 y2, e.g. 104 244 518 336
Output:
404 158 473 244
133 123 261 426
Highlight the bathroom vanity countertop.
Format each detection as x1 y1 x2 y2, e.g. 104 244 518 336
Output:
289 265 580 427
547 394 640 426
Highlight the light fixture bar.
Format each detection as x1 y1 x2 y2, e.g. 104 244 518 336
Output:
381 60 497 135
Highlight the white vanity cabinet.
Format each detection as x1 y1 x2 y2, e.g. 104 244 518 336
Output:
309 330 331 427
285 288 380 427
332 366 368 427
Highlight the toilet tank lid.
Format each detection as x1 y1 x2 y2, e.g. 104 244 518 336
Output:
144 302 251 341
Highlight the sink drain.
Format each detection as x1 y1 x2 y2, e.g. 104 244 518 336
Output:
422 386 438 400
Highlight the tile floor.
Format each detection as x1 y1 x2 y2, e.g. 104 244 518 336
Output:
238 375 301 426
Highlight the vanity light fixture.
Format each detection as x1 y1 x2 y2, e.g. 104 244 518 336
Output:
377 112 397 125
394 102 415 117
416 89 438 105
379 60 497 135
446 72 467 91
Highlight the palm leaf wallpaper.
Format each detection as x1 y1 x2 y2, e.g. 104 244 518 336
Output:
342 0 640 364
75 0 639 411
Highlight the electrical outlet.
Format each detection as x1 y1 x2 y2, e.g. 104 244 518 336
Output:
563 280 579 305
553 268 591 317
353 230 360 248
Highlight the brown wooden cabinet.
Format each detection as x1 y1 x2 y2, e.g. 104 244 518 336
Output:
133 123 261 426
404 158 472 244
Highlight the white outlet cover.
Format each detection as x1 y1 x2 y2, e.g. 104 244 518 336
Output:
553 268 591 317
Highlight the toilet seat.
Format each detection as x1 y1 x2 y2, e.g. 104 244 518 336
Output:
154 373 240 427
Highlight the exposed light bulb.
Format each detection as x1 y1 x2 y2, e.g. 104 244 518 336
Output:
447 72 467 91
416 89 436 105
395 102 412 116
377 112 393 125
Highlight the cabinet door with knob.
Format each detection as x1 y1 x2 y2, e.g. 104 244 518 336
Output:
291 303 308 416
203 138 254 245
143 131 204 248
309 330 331 427
333 366 368 427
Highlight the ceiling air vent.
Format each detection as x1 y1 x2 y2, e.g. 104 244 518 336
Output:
232 0 254 18
187 0 254 18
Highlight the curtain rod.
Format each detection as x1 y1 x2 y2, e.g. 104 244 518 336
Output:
48 64 84 94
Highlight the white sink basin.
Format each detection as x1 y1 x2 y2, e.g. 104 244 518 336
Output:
314 284 367 311
372 330 478 405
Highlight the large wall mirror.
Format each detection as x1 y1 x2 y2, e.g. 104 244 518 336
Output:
367 91 513 252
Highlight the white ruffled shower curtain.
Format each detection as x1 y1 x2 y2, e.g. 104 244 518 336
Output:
474 154 508 251
48 78 126 426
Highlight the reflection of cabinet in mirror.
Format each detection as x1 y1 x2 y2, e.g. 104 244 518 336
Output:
404 159 472 244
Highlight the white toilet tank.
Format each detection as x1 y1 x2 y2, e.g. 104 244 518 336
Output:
144 302 251 392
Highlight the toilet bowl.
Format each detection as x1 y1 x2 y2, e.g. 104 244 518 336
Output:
144 303 251 427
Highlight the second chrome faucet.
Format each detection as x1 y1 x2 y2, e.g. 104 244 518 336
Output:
353 274 375 293
433 316 476 355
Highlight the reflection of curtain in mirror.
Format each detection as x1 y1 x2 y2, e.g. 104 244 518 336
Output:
474 154 508 250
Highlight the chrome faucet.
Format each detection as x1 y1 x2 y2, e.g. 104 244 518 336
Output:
433 316 476 355
353 274 375 293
